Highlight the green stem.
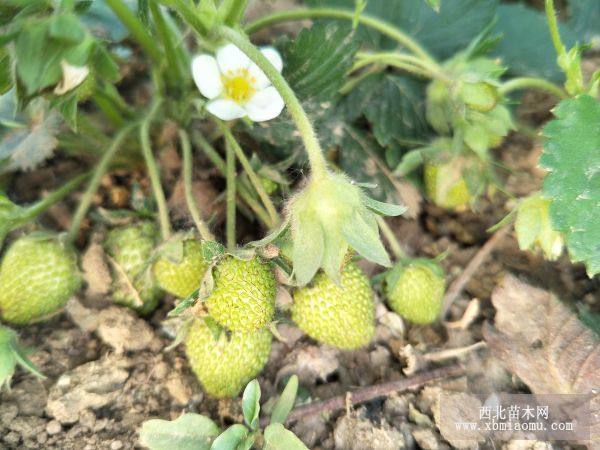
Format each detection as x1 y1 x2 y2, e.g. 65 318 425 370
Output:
219 124 279 226
104 0 162 64
353 55 433 80
354 52 449 82
193 131 273 228
376 216 406 261
150 2 186 90
67 125 135 243
218 0 249 25
225 139 237 250
544 0 567 61
19 173 88 224
215 26 329 182
179 129 214 241
340 64 383 95
244 8 437 66
499 77 568 99
140 99 171 241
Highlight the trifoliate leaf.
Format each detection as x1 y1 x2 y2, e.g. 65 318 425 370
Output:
281 22 359 101
139 413 220 450
271 375 299 425
263 423 308 450
308 0 497 59
540 95 600 276
210 424 248 450
492 4 577 82
241 379 261 430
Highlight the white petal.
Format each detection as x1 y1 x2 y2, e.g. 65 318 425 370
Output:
54 61 89 95
216 43 250 75
206 98 247 121
191 54 223 99
245 87 285 122
248 46 283 89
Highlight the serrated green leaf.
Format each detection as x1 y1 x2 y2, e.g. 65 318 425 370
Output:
540 95 600 276
270 375 298 424
139 413 220 450
263 423 308 450
491 4 578 83
281 23 358 101
242 379 261 430
362 74 429 148
308 0 497 59
210 424 248 450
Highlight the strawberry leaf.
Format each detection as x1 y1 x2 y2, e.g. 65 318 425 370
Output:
281 22 359 102
540 95 600 276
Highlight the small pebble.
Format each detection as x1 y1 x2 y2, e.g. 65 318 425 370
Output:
110 440 124 450
46 420 62 436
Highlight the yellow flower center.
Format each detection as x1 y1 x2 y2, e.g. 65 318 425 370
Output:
222 69 256 103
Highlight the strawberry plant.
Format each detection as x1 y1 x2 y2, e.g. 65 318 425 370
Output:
0 0 598 447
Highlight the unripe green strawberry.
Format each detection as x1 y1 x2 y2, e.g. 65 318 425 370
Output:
0 235 80 325
185 318 272 397
385 259 445 325
105 222 162 315
291 262 375 349
153 240 208 298
424 161 471 209
205 257 276 332
260 177 278 195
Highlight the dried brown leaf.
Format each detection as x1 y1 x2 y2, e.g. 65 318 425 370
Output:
483 274 600 445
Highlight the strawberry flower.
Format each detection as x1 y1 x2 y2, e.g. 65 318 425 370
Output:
191 43 285 122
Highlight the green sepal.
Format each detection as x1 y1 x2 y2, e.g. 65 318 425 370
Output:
0 325 45 390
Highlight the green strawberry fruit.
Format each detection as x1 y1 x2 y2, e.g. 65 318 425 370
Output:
291 262 375 349
205 257 276 332
385 259 445 325
424 160 472 210
0 235 80 325
153 239 209 298
185 318 272 397
105 222 162 315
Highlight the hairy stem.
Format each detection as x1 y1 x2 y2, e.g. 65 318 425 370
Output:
354 52 449 82
67 125 135 243
179 129 214 241
140 100 171 241
104 0 162 63
499 77 568 99
219 124 279 226
20 173 88 224
192 131 273 228
544 0 567 61
376 216 406 261
225 139 237 250
245 8 437 66
215 26 329 181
